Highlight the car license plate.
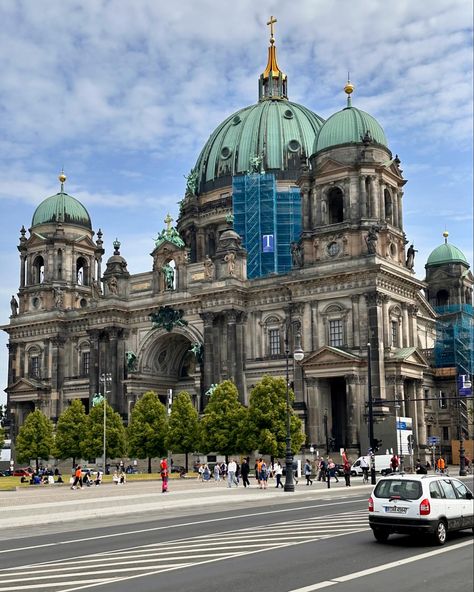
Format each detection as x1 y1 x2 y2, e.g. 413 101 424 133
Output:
384 506 407 514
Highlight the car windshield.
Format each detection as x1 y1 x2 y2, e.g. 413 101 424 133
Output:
373 479 422 500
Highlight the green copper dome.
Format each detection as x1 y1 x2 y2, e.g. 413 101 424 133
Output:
426 242 469 267
314 105 388 154
32 191 92 230
194 100 324 191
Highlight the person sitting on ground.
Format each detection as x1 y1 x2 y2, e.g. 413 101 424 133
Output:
112 470 120 484
83 470 93 487
415 459 427 474
119 471 126 484
94 470 103 486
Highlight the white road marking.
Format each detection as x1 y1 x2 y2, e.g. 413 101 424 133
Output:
288 540 474 591
0 498 368 555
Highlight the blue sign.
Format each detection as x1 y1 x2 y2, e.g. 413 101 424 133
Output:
458 375 472 397
396 420 407 430
428 436 440 445
262 234 274 253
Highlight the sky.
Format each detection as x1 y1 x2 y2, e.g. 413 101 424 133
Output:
0 0 472 404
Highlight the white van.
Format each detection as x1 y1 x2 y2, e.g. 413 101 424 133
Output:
351 454 392 477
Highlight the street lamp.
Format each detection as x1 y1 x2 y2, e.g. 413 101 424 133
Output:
284 330 304 492
367 342 376 485
323 409 329 455
395 398 404 472
100 373 111 473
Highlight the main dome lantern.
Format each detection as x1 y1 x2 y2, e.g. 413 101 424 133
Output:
192 19 324 193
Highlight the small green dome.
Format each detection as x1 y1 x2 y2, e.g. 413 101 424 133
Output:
32 191 91 229
426 243 469 267
194 100 324 192
314 106 388 154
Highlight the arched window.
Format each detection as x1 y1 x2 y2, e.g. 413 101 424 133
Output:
436 289 449 306
76 257 89 286
264 315 284 357
33 255 45 284
322 303 348 348
384 189 393 224
57 249 63 280
27 346 42 379
328 187 344 224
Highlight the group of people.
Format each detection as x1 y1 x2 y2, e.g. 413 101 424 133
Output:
21 466 64 486
70 465 103 489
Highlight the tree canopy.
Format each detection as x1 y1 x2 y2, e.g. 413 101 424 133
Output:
200 380 246 457
15 409 54 470
53 399 88 465
127 391 168 473
166 391 200 471
81 401 127 464
245 375 305 458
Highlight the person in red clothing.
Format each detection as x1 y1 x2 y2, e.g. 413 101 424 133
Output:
71 465 83 489
160 458 169 493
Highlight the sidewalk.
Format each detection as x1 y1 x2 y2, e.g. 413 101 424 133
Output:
0 476 370 529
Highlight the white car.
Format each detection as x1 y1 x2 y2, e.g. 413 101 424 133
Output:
368 473 474 545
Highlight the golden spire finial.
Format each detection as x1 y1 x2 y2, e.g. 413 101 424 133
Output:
267 15 277 45
344 73 355 107
58 169 67 192
443 230 449 243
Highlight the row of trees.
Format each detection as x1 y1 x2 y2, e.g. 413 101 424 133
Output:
13 376 305 472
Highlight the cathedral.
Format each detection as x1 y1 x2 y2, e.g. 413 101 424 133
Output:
3 22 473 461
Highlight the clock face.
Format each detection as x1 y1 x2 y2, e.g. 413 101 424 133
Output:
327 241 340 257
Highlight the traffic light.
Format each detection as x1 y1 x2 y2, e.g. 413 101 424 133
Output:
371 438 383 453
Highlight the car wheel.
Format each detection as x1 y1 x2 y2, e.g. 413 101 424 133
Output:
433 520 447 545
373 528 390 543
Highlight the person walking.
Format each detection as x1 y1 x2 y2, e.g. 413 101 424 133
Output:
202 464 211 482
360 456 369 483
70 465 83 490
390 454 399 473
317 457 327 482
343 457 351 486
213 463 221 483
274 461 283 488
241 458 251 488
227 459 238 487
160 457 169 493
304 459 313 485
437 456 446 474
259 459 268 489
327 458 339 484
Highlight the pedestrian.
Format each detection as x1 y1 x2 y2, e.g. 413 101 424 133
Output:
317 457 327 482
274 461 283 488
437 456 446 474
197 463 204 481
390 454 399 473
254 460 260 486
241 458 251 487
360 456 369 483
160 457 169 493
235 461 241 484
328 458 339 483
214 463 221 483
415 459 427 474
227 458 238 487
94 470 103 486
259 459 268 489
70 465 83 490
343 457 351 487
203 464 211 482
304 459 313 485
220 461 227 479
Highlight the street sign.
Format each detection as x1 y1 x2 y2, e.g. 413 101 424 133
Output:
427 436 440 445
458 375 472 397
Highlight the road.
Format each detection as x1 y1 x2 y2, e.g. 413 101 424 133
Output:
0 490 472 592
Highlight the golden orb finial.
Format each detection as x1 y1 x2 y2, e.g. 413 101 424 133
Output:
58 170 67 184
344 72 354 95
443 230 449 243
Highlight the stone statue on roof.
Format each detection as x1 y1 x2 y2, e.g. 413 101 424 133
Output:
184 169 198 196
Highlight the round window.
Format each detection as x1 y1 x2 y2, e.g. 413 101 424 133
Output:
284 109 294 119
232 115 241 125
220 146 232 159
80 298 88 308
288 139 300 152
327 242 340 257
390 243 397 258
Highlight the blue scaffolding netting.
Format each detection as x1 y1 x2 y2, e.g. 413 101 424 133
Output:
233 173 301 279
434 304 474 376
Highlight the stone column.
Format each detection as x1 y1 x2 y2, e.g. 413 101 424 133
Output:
365 291 386 400
255 310 263 358
314 187 321 226
379 182 386 221
359 175 367 218
321 189 328 225
370 176 379 220
19 255 26 288
392 189 399 228
415 379 426 455
343 177 351 221
226 310 238 382
197 228 206 260
51 336 65 418
381 294 390 348
200 312 215 400
345 374 359 448
108 328 119 410
88 329 100 403
408 304 418 348
401 303 410 347
302 187 310 231
351 294 360 349
397 191 403 229
235 312 247 403
7 343 17 387
311 300 319 351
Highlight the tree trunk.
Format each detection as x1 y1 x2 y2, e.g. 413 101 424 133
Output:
35 458 39 471
185 452 188 472
72 457 76 468
148 457 152 474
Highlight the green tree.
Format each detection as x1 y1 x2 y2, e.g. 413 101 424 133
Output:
53 399 88 467
166 391 200 471
127 391 168 473
15 409 54 471
200 380 246 458
244 375 305 458
81 402 127 465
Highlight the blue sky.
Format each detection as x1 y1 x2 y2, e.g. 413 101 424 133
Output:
0 0 472 403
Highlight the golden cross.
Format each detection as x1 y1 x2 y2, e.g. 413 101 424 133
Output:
267 15 277 40
164 213 173 231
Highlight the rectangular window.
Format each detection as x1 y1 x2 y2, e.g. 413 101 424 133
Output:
329 320 343 347
391 321 398 346
424 388 430 401
439 391 448 409
81 352 90 377
442 426 449 441
30 356 40 378
427 425 432 438
269 329 281 356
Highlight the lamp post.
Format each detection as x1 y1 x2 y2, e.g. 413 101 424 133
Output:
99 373 111 473
323 409 329 455
395 398 404 472
367 342 376 485
284 330 304 492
